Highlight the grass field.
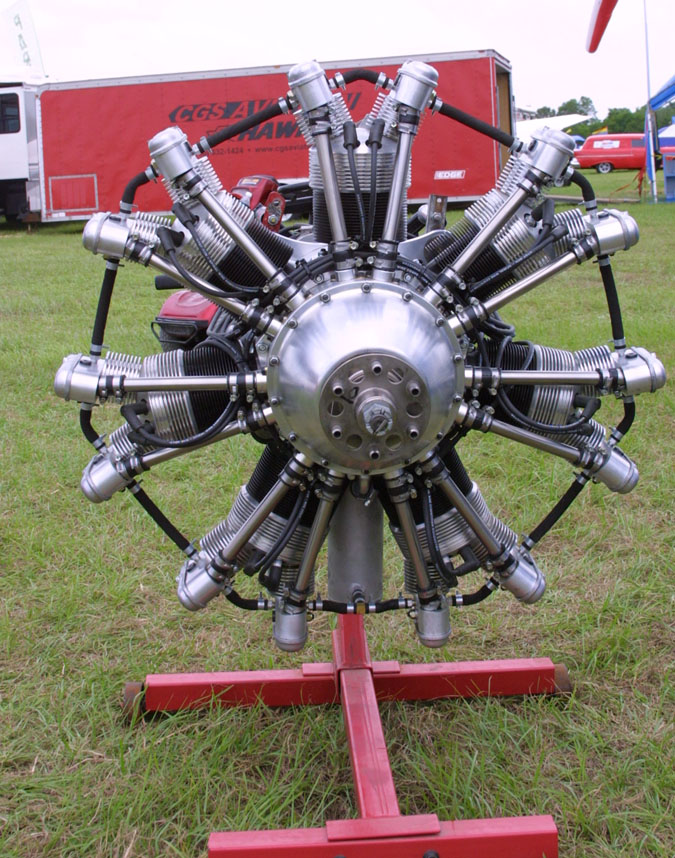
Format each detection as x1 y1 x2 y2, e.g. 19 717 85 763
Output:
0 191 673 857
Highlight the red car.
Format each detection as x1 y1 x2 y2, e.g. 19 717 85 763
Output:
573 133 670 173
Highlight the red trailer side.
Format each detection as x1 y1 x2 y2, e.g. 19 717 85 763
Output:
36 51 512 220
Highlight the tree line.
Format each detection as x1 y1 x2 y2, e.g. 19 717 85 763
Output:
534 97 673 135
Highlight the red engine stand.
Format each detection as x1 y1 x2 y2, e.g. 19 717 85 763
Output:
135 614 566 857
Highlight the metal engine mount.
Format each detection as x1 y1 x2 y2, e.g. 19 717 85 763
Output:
55 59 665 652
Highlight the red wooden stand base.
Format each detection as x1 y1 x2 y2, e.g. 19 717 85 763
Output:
136 615 563 857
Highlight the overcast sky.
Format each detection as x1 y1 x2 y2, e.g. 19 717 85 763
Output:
1 0 672 119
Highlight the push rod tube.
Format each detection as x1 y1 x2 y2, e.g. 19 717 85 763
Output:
108 373 267 396
216 456 311 566
381 122 416 242
465 367 609 389
292 485 344 594
147 253 282 336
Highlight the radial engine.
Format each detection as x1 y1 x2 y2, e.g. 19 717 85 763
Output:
55 59 666 651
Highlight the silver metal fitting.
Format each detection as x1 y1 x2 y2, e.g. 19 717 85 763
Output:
590 444 639 493
80 451 133 502
147 126 194 181
273 598 308 652
392 60 439 111
496 548 546 603
288 61 333 113
54 353 102 403
613 346 666 395
528 127 576 183
589 209 639 255
177 552 227 611
415 594 451 648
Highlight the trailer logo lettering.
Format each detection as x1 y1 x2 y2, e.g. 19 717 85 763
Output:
434 170 466 180
168 93 361 142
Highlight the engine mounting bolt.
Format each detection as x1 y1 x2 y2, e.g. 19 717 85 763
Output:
349 241 358 250
287 319 298 329
436 431 444 439
366 256 375 265
403 291 412 302
289 432 297 442
453 353 463 363
408 426 419 439
269 355 280 366
331 426 343 438
453 394 463 403
435 317 445 327
320 292 330 303
332 383 344 395
322 458 329 466
258 342 268 352
362 283 372 293
270 397 280 406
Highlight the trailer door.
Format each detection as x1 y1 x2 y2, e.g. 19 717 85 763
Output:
0 87 29 181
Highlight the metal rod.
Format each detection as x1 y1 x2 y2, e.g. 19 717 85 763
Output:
481 251 578 316
381 129 414 242
465 368 603 388
434 472 503 557
393 499 433 592
447 250 579 336
219 478 295 564
114 374 267 394
481 416 583 464
196 186 281 280
313 132 349 242
445 186 530 277
139 420 244 467
293 491 342 593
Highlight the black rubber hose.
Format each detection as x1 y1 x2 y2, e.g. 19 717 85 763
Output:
421 486 456 586
598 256 625 345
343 120 366 241
495 335 600 435
438 101 514 148
128 481 193 554
340 68 388 86
121 397 239 450
613 399 636 441
365 119 384 244
79 407 100 446
570 169 596 204
469 227 563 299
224 588 272 611
525 477 588 548
90 262 119 355
450 581 498 606
121 171 151 208
256 489 310 581
202 101 286 151
171 205 258 294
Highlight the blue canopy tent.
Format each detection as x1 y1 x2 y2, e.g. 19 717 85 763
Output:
659 124 675 147
644 76 675 200
650 75 675 111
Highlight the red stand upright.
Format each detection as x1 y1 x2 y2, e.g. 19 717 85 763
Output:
137 614 562 857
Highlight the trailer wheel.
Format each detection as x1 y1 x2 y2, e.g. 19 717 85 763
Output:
595 162 613 174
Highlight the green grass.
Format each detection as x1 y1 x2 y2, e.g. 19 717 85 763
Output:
0 199 673 857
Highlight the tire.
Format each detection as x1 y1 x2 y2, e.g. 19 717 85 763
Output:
595 162 613 174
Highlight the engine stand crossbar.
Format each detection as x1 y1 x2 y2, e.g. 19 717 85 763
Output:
134 614 563 857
